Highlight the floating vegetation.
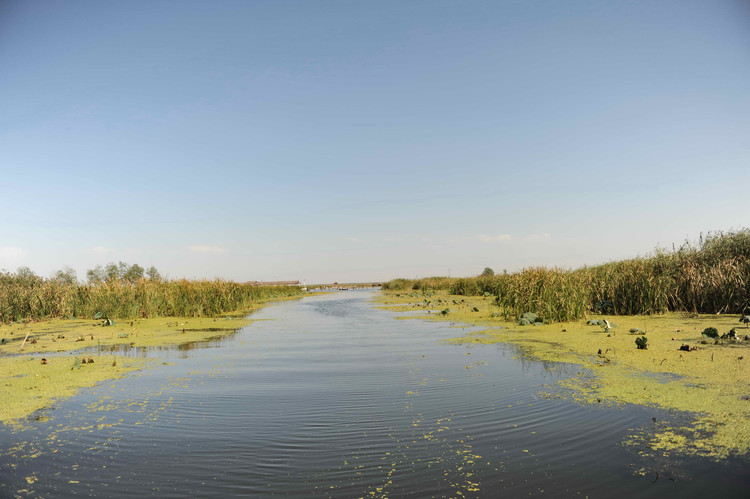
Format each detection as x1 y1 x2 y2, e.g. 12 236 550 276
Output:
0 354 146 424
0 305 287 425
376 290 750 459
517 312 544 326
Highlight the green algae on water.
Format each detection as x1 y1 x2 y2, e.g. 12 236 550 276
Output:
0 355 147 425
375 290 750 460
0 314 258 425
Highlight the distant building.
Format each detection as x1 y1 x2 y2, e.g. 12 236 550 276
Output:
246 280 302 287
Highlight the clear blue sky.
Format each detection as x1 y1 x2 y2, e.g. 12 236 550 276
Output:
2 0 749 283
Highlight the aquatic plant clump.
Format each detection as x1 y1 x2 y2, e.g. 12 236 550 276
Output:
449 278 480 296
702 327 719 339
517 312 544 326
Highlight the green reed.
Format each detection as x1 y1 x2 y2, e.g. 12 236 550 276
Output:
382 276 458 292
0 275 303 323
384 229 750 320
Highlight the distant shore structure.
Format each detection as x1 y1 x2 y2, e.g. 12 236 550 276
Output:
246 280 302 287
245 281 381 292
308 282 382 291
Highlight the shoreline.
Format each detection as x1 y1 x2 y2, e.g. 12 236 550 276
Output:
0 295 301 426
375 290 750 460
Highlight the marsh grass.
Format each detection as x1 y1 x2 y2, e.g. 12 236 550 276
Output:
384 276 458 292
384 229 750 320
0 277 303 323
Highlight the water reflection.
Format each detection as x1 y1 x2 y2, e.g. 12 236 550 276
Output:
94 329 241 358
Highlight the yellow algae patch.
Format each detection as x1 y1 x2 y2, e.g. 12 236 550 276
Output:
376 290 750 459
0 315 255 355
0 306 274 425
0 354 147 425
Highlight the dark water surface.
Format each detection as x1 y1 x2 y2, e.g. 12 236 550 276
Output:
1 290 748 498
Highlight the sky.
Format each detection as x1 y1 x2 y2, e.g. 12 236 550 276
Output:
1 0 749 283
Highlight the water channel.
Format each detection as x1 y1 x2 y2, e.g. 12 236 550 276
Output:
1 290 748 497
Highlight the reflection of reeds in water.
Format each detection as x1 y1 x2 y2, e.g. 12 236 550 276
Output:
384 229 750 320
0 278 303 323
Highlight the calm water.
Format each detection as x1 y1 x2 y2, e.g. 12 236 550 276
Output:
1 290 748 498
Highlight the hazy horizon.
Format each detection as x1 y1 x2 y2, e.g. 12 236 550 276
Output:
2 1 749 283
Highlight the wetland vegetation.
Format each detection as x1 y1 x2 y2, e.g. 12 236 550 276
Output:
379 230 750 460
0 263 304 323
0 263 304 424
384 229 750 321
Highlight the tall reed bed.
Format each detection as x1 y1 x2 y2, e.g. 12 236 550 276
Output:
384 229 750 320
0 276 303 323
383 276 458 291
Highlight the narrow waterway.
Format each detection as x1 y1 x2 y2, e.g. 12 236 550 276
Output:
1 290 748 498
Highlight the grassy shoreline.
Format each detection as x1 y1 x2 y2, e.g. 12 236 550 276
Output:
375 290 750 460
384 229 750 320
0 295 301 425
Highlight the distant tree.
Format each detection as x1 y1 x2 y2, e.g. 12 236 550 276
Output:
86 265 106 284
88 262 157 284
16 266 37 279
123 263 144 283
15 266 43 285
104 263 121 282
53 266 77 285
146 266 162 281
481 267 495 277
